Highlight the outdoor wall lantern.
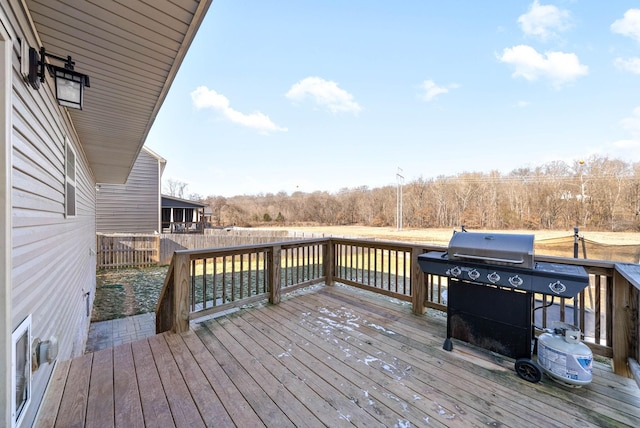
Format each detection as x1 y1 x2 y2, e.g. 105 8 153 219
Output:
27 47 90 110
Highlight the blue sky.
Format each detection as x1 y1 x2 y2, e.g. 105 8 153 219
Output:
146 1 640 198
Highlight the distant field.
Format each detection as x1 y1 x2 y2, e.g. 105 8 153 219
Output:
258 225 640 246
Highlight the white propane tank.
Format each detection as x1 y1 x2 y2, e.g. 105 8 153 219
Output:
537 322 592 387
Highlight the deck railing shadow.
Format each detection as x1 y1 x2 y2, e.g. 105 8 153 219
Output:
156 237 640 381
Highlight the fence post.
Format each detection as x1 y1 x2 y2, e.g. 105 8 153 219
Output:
173 252 191 333
324 239 334 286
411 246 426 315
612 268 635 377
269 245 282 304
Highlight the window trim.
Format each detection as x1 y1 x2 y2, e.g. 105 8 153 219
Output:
65 137 76 218
11 315 31 428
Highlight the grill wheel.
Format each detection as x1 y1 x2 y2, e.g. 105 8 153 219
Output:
515 358 543 383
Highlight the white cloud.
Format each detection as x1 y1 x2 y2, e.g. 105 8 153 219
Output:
285 77 361 114
419 80 459 102
611 9 640 43
498 45 588 88
515 100 531 108
620 107 640 137
612 139 640 149
610 107 640 157
191 86 287 134
518 0 572 41
615 57 640 74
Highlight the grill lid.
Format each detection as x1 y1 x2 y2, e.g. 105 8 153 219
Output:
448 232 535 269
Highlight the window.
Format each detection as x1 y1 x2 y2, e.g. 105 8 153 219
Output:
12 316 31 428
65 138 76 217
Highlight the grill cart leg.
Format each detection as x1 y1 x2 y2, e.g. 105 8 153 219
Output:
443 337 453 351
515 358 543 383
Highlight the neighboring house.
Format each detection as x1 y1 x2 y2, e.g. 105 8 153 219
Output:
96 147 166 234
0 1 212 427
162 195 207 233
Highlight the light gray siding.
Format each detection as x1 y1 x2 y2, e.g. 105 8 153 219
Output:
1 0 211 425
3 3 96 426
96 147 163 234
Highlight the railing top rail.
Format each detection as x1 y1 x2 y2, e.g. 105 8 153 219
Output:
97 233 160 237
329 237 444 252
173 235 627 272
614 263 640 291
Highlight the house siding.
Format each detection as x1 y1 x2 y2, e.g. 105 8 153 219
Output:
3 3 96 426
96 147 162 234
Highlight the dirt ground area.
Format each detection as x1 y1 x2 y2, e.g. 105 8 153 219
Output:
93 266 168 322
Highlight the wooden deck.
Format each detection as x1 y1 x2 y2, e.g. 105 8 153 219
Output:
38 285 640 427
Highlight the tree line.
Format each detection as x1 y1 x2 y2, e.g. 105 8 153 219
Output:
171 155 640 231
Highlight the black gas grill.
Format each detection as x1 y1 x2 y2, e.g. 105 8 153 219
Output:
417 231 590 382
419 232 588 297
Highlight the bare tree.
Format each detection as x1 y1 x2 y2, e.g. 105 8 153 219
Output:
164 178 188 199
196 154 640 232
205 196 227 226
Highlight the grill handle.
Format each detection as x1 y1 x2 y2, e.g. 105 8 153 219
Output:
452 253 524 264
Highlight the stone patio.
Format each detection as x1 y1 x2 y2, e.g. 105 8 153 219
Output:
85 312 156 353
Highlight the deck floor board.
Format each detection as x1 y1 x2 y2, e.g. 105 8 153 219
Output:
54 353 92 427
130 338 175 426
147 334 205 427
38 285 640 427
113 343 144 427
85 349 114 428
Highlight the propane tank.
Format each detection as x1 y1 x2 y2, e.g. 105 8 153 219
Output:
537 322 592 387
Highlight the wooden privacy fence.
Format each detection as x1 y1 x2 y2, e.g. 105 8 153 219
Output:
96 234 160 268
96 231 307 268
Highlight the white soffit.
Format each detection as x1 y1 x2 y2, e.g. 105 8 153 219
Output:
26 0 212 183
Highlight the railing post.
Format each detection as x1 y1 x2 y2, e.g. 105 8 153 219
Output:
411 247 426 315
324 240 334 286
612 269 633 377
269 245 282 304
173 252 190 333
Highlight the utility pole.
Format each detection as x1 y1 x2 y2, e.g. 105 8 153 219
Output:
396 167 404 230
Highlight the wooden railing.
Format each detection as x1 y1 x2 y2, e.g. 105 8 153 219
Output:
156 239 329 333
156 237 640 380
162 221 205 234
330 238 437 314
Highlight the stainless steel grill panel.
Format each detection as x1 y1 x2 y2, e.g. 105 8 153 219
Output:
447 232 534 269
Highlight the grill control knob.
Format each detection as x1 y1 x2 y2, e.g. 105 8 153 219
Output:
488 272 500 283
548 281 567 294
449 266 462 277
509 275 524 287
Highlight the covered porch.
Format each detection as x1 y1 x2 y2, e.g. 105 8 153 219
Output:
161 195 207 234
